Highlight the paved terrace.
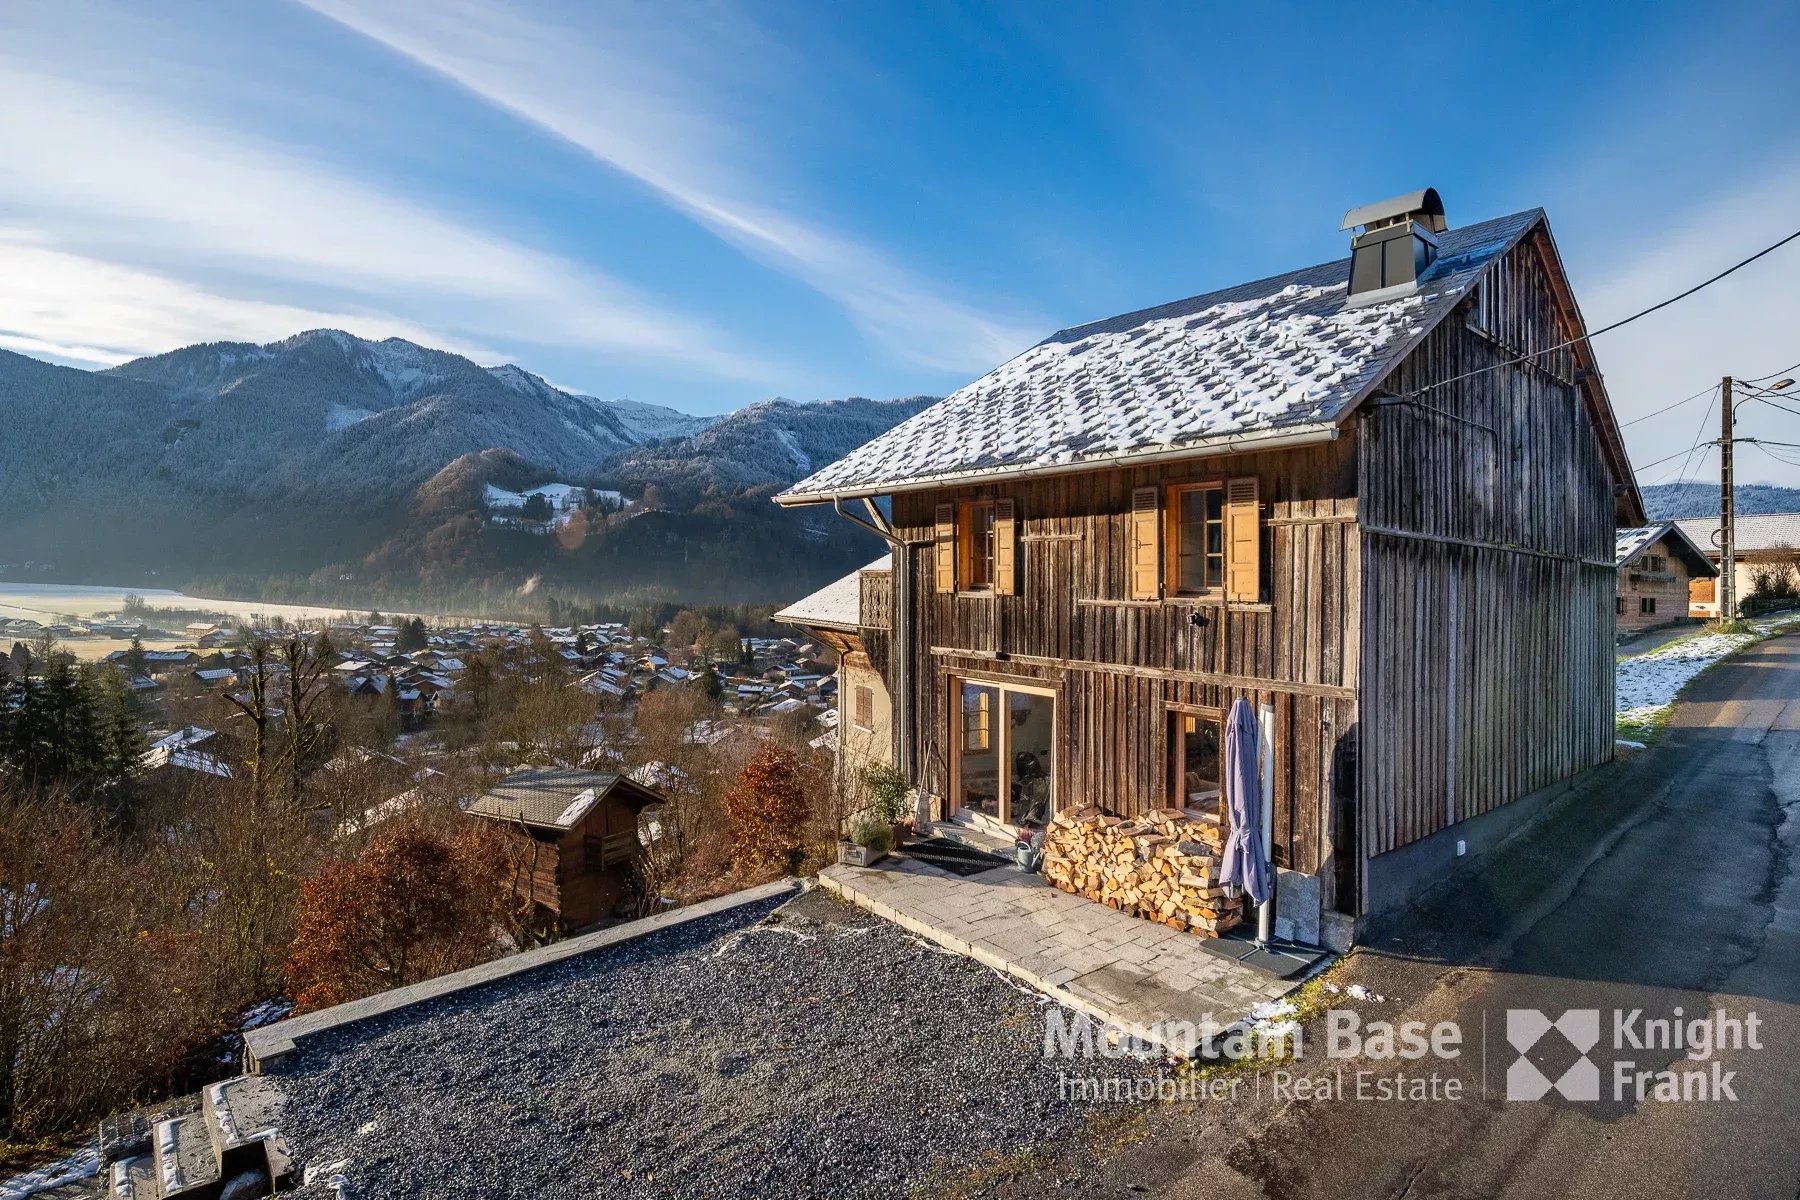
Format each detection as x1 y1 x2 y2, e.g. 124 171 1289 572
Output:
819 856 1304 1053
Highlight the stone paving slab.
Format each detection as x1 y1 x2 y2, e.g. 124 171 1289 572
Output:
818 858 1318 1056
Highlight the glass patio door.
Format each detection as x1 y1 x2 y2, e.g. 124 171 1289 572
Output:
954 678 1055 827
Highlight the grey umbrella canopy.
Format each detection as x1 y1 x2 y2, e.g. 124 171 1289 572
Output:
1218 696 1270 905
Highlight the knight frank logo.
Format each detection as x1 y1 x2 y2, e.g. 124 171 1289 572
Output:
1502 1006 1763 1103
1505 1009 1601 1101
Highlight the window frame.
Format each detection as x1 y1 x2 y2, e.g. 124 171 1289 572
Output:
851 684 875 731
1167 704 1225 817
958 499 998 593
1164 481 1228 599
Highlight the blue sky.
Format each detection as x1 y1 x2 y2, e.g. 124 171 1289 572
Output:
2 0 1799 482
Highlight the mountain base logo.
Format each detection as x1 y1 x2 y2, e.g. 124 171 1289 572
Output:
1504 1007 1761 1103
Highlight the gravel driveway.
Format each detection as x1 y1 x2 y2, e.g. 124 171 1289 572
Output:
274 888 1139 1198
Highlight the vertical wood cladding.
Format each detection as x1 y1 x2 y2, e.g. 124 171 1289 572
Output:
891 436 1361 905
1356 231 1616 858
863 228 1620 914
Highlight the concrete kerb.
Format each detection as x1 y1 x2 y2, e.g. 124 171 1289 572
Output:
244 878 802 1071
817 870 1257 1061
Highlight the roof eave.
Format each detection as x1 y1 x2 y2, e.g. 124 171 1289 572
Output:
772 421 1341 506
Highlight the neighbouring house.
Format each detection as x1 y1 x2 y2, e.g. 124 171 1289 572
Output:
1675 513 1800 618
1614 522 1716 633
774 555 895 797
465 768 667 931
774 188 1644 940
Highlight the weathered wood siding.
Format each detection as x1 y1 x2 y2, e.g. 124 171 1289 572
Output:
1617 535 1697 633
890 437 1361 901
1357 231 1616 863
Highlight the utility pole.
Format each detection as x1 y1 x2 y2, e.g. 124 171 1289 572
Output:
1720 375 1736 623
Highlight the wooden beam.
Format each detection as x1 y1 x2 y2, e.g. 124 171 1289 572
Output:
929 646 1355 701
1361 523 1616 570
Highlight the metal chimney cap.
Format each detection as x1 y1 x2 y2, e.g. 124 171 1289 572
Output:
1341 187 1446 233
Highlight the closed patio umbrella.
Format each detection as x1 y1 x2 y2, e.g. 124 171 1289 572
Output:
1218 696 1270 907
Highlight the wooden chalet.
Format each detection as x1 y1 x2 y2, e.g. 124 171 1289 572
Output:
1614 522 1715 632
775 556 895 788
775 189 1645 939
466 767 665 931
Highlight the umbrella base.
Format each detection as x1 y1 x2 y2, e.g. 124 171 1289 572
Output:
1194 927 1330 980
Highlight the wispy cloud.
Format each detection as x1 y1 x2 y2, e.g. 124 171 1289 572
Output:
1580 161 1800 486
0 61 777 379
299 0 1043 373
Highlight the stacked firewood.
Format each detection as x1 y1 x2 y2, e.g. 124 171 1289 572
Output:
1041 806 1243 936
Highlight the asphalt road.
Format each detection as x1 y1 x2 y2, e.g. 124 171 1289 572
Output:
1006 633 1800 1200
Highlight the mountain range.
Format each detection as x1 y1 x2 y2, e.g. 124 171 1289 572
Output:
0 330 933 607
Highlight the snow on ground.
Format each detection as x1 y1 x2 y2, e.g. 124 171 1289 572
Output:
1616 616 1800 727
482 483 622 510
325 403 377 432
0 1147 99 1200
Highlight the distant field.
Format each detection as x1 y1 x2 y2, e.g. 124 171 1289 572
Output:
0 582 434 662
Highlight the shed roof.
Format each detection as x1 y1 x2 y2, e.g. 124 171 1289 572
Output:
1615 522 1717 575
773 555 891 632
776 210 1564 504
467 768 661 831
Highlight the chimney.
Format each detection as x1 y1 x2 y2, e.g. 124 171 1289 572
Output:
1340 187 1447 303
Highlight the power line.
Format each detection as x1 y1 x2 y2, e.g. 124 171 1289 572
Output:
1407 226 1800 400
1741 358 1800 385
1641 386 1721 486
1635 439 1720 474
1621 382 1717 427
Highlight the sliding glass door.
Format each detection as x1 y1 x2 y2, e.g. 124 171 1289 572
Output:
953 678 1055 828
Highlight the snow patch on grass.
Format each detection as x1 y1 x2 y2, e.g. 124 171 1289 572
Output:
1615 615 1800 739
0 1146 99 1199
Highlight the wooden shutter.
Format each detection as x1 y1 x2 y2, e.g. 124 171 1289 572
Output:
1129 486 1161 600
993 498 1018 595
1224 476 1261 603
934 503 957 593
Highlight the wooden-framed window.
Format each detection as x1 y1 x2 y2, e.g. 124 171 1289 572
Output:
934 498 1018 595
1640 597 1656 615
852 684 874 730
1645 554 1667 573
1167 482 1226 596
1129 477 1261 602
961 500 997 591
1168 707 1223 812
961 685 992 751
1616 596 1625 615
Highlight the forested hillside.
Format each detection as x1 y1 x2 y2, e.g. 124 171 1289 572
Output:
0 332 931 612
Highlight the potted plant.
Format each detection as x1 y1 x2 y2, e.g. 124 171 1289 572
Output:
838 819 891 867
860 763 915 849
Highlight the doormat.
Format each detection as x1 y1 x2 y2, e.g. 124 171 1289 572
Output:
901 837 1014 877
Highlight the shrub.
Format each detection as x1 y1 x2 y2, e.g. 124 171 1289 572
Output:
722 745 811 873
858 762 912 825
284 824 510 1013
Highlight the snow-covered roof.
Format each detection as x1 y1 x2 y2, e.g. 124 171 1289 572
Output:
467 768 652 830
1616 522 1716 575
777 211 1542 502
774 555 892 631
1615 525 1667 565
1675 514 1800 558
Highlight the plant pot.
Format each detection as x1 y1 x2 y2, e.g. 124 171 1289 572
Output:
838 840 887 867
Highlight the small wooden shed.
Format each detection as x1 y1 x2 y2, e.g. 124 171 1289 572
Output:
466 767 665 931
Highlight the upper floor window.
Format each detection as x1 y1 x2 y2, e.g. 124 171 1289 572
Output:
961 500 997 591
933 498 1017 595
1169 483 1226 596
852 684 875 730
1129 477 1261 603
